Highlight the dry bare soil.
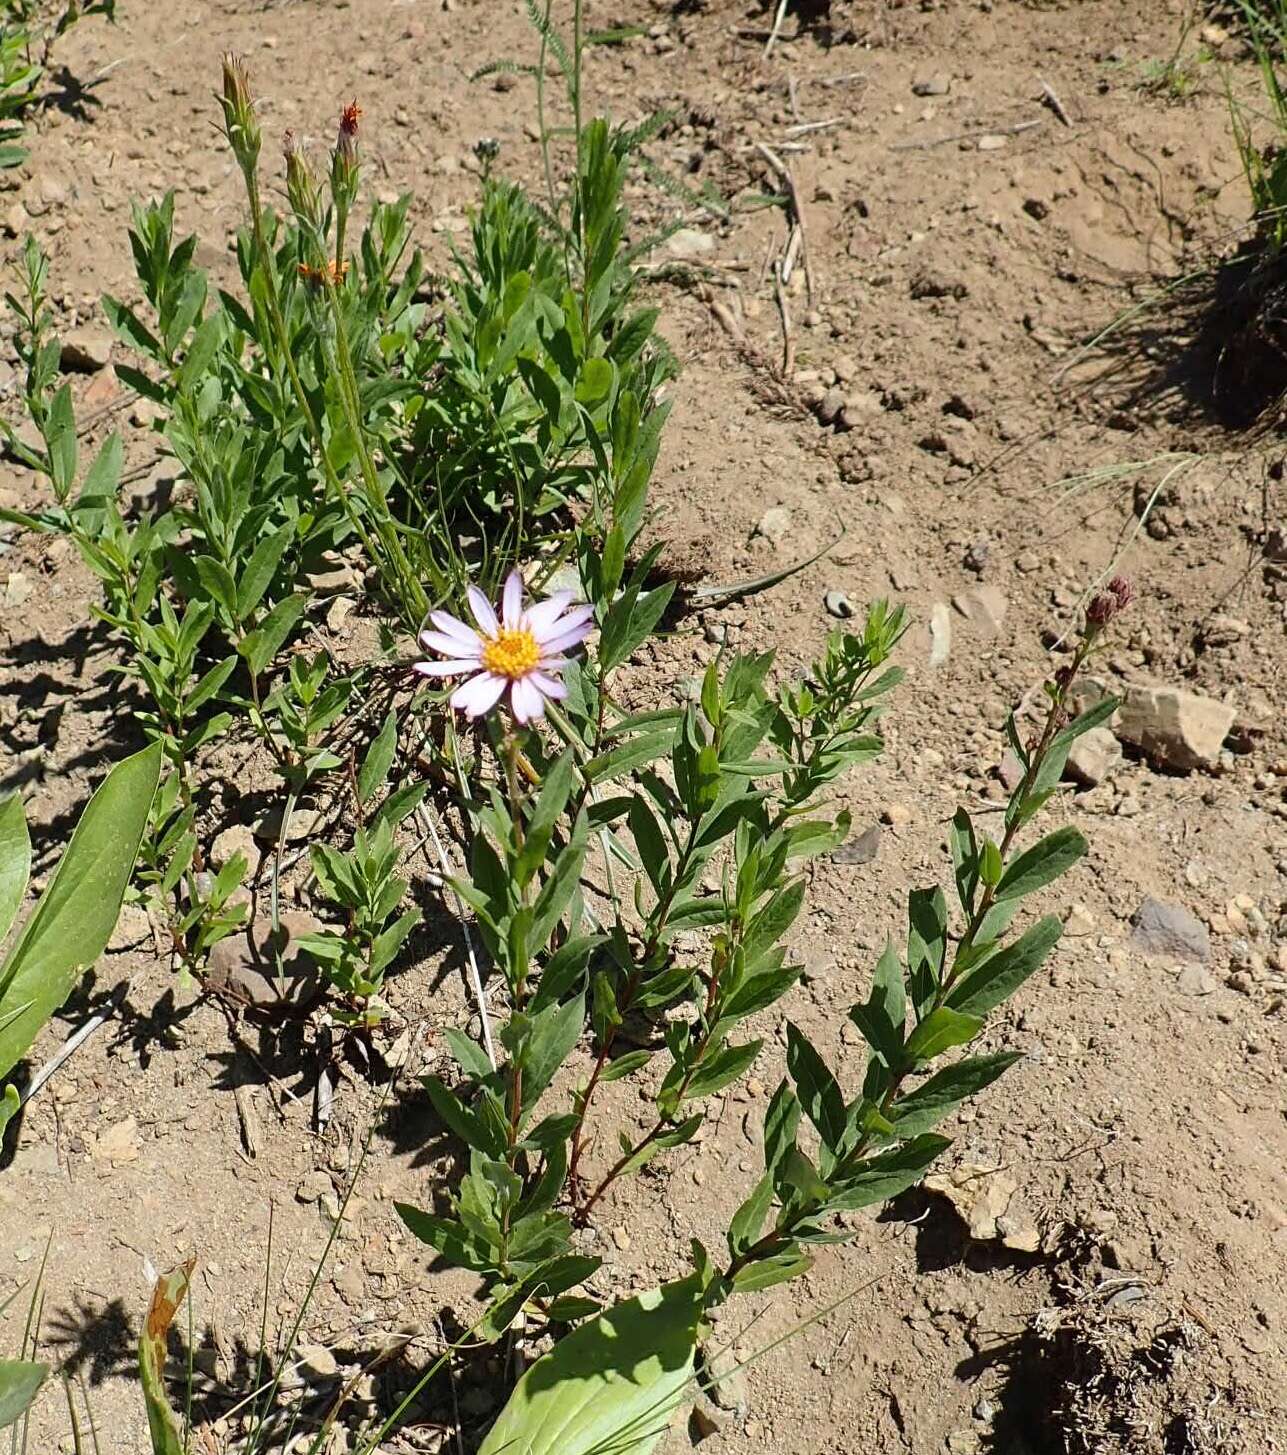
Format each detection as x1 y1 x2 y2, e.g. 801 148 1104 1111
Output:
0 1 1284 1452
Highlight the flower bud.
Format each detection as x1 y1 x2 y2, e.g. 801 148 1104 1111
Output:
220 53 262 175
283 129 322 230
331 99 362 205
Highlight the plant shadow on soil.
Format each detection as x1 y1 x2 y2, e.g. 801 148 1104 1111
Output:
1078 238 1287 436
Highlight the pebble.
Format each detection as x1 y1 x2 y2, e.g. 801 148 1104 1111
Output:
977 134 1007 151
1177 965 1217 997
929 602 952 666
753 506 792 546
816 386 845 425
1066 727 1122 787
912 72 951 96
832 822 882 864
824 589 854 619
666 227 715 258
59 326 113 373
1063 902 1095 937
612 1226 632 1251
210 823 260 875
951 584 1007 635
881 803 913 827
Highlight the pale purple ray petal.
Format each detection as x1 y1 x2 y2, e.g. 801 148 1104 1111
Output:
536 656 571 671
531 602 594 647
419 629 484 660
536 622 593 656
522 591 576 634
502 570 524 630
428 610 482 650
413 658 483 677
510 675 546 723
530 672 568 700
466 585 500 638
450 672 506 717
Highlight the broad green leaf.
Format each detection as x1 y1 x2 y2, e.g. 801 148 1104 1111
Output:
0 794 30 947
478 1276 703 1455
574 356 614 407
828 1134 951 1211
729 1250 812 1294
139 1259 194 1455
235 521 295 620
947 915 1063 1018
785 1023 846 1156
0 1359 46 1429
46 384 76 499
995 826 1087 902
902 1007 982 1064
0 742 161 1082
848 939 906 1070
890 1052 1022 1138
238 592 309 677
727 1172 774 1257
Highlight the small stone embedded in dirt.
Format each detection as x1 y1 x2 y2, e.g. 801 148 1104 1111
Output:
612 1225 632 1251
295 1341 340 1381
997 750 1024 791
1116 682 1234 773
255 805 324 843
951 585 1007 634
976 133 1007 151
1063 902 1095 937
1198 614 1250 648
880 802 912 827
1131 897 1211 963
91 1116 141 1166
305 561 360 593
1177 964 1217 997
59 326 113 372
824 589 854 619
816 386 845 425
1022 197 1049 221
296 1170 333 1204
1065 726 1122 786
911 72 951 96
752 506 792 545
3 202 27 238
963 537 990 573
929 601 952 666
4 572 32 607
206 909 326 1011
108 903 152 952
666 227 715 259
838 391 882 430
909 269 969 301
925 1164 1036 1249
211 824 260 875
832 822 882 865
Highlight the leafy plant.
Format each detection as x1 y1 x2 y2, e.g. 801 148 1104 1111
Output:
0 741 161 1137
0 0 115 167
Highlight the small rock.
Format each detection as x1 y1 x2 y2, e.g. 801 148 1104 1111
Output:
929 602 952 666
295 1342 340 1381
91 1116 141 1166
752 506 791 546
1131 898 1211 963
951 585 1007 634
666 227 715 259
880 803 912 827
612 1226 632 1252
305 562 360 593
1066 727 1122 787
108 903 153 952
4 572 32 607
996 750 1024 791
297 1170 333 1203
1063 902 1095 938
832 823 882 865
963 538 990 573
206 909 327 1011
824 589 854 619
3 202 27 238
912 72 951 96
211 824 261 875
976 134 1007 151
1177 964 1217 997
59 327 113 373
1116 683 1235 773
255 805 324 843
816 386 845 425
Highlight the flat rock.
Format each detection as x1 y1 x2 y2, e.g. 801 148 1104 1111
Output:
1065 726 1122 786
912 72 951 97
666 227 715 258
824 589 854 620
108 903 153 952
205 909 326 1012
752 506 792 545
832 822 881 864
1116 682 1234 772
1177 964 1217 996
211 823 261 875
1131 897 1210 963
59 327 113 373
929 602 952 666
951 584 1007 634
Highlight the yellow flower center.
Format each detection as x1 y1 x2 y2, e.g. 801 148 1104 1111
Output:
482 627 540 680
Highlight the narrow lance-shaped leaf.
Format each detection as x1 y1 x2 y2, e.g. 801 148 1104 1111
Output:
0 794 31 948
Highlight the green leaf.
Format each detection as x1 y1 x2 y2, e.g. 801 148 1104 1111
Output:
0 743 161 1082
443 1024 494 1082
0 1359 47 1430
995 826 1087 902
235 521 295 620
727 1172 774 1257
785 1023 846 1156
0 794 31 947
762 1079 800 1178
848 940 906 1069
683 1040 762 1102
599 1048 652 1083
477 1276 703 1455
891 1052 1022 1138
947 914 1063 1018
515 750 576 886
520 994 585 1124
194 556 239 618
46 384 77 499
574 356 614 407
139 1259 194 1455
238 592 309 677
358 711 398 805
730 1251 812 1294
902 1007 982 1065
828 1135 951 1211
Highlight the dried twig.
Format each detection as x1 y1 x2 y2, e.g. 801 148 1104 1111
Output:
785 117 842 137
891 118 1043 152
21 980 130 1108
764 0 792 57
772 271 794 375
755 141 816 306
1039 78 1073 127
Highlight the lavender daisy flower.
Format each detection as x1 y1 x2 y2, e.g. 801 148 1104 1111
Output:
414 569 593 724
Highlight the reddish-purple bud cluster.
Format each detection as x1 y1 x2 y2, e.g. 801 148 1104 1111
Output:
1086 574 1135 630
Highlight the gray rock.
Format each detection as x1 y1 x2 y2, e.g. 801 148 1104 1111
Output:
824 589 854 619
1066 726 1122 786
832 823 881 865
1131 898 1210 963
752 506 791 546
1116 682 1234 773
912 72 951 96
816 387 845 425
951 585 1007 634
666 227 715 258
